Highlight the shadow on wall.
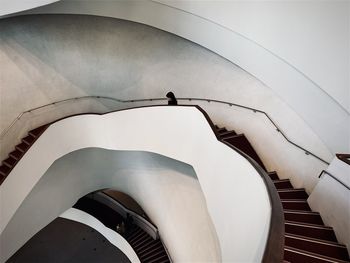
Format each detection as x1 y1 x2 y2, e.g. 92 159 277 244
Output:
0 148 221 263
0 13 266 120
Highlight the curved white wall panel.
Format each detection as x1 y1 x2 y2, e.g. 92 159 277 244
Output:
0 0 59 16
20 0 350 153
60 208 140 263
1 149 220 262
0 106 271 262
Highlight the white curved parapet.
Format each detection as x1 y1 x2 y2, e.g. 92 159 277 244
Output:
0 0 59 16
60 208 140 263
0 106 271 262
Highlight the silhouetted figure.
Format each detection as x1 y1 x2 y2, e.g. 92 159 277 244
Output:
166 92 177 105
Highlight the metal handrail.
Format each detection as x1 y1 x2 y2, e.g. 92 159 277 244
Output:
0 95 329 165
318 170 350 190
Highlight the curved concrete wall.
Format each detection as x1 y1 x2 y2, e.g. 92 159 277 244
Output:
1 149 220 262
15 0 349 154
0 106 271 262
0 14 334 192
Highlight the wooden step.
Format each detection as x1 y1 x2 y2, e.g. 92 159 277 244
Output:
216 127 227 134
22 134 36 145
15 142 30 153
138 241 163 257
9 149 23 160
285 221 337 242
3 156 17 168
273 179 293 189
0 164 11 176
284 246 350 263
223 134 266 170
285 233 349 260
28 125 49 137
278 189 308 199
219 130 237 139
142 247 167 262
281 199 311 211
268 171 279 180
284 210 324 225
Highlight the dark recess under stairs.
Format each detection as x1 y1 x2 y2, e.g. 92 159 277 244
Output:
215 125 350 263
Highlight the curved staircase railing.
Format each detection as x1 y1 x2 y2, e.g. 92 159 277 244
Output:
0 95 329 165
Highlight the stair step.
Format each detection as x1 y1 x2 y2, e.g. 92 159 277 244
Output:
285 221 337 242
273 179 293 189
0 164 11 176
28 125 49 137
285 233 349 260
216 127 227 134
138 241 163 257
3 156 17 168
281 199 311 211
148 253 169 263
134 239 158 253
22 134 36 145
0 174 5 184
278 189 308 199
268 171 279 180
284 210 324 225
219 130 237 139
223 134 266 170
129 231 148 245
284 246 350 263
142 247 167 262
9 149 23 160
15 142 30 153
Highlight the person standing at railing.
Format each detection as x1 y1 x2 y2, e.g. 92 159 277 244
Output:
166 92 178 105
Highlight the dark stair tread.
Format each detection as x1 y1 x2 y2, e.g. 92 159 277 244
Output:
9 150 23 160
284 210 324 225
28 125 49 137
285 220 332 229
273 179 293 189
285 221 337 242
278 189 309 199
0 164 11 176
138 240 161 256
285 233 349 260
268 171 279 180
142 247 167 262
134 239 159 253
147 253 169 263
281 200 311 211
0 175 5 184
15 142 30 152
216 127 227 134
138 243 164 258
3 156 17 167
219 130 237 139
223 134 266 170
22 134 36 145
285 233 347 247
284 246 350 263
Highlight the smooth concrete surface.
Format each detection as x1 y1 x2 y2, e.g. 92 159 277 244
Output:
0 0 58 16
16 0 350 154
60 208 140 263
0 106 271 262
0 14 332 192
308 158 350 253
1 149 220 263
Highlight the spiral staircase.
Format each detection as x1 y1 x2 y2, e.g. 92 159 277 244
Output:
0 111 349 262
